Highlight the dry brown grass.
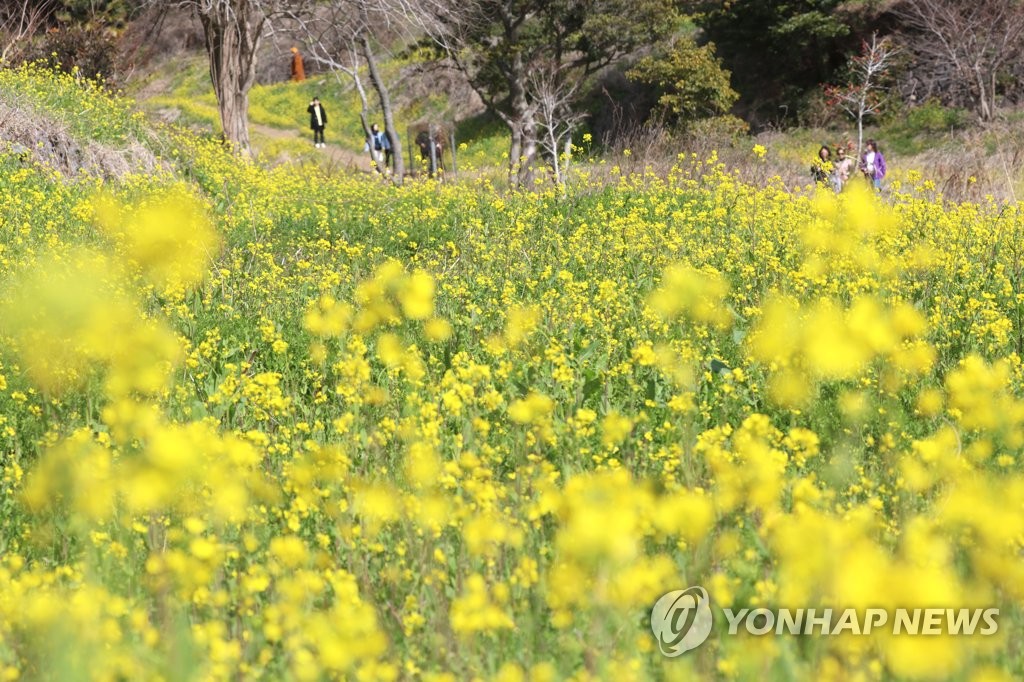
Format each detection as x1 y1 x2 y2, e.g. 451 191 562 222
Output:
580 120 1024 205
0 100 162 179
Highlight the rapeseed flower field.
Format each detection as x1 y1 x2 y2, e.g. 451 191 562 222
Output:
2 65 1024 681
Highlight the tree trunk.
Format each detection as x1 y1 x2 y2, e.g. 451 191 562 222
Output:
856 114 864 162
351 67 372 155
517 108 539 187
548 126 561 186
561 134 573 190
508 123 523 182
503 114 539 187
361 32 404 185
220 87 252 154
975 66 993 121
197 3 262 157
502 48 539 186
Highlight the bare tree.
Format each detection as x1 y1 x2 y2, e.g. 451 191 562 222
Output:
283 0 409 183
824 33 899 159
0 0 56 64
420 0 675 186
290 32 375 152
896 0 1024 121
359 29 403 181
529 66 586 189
150 0 297 156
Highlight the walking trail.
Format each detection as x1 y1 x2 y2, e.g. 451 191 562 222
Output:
251 123 377 175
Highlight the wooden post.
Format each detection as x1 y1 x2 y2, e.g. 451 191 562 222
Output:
428 123 438 177
450 126 457 179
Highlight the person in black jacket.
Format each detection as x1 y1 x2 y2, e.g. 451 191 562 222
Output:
307 97 327 148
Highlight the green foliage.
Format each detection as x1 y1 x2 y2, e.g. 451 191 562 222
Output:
626 37 738 126
684 114 750 139
446 0 678 123
690 0 854 125
899 99 968 134
882 99 968 155
453 112 509 167
53 0 137 28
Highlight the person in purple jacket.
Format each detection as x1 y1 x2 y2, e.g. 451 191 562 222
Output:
860 139 886 191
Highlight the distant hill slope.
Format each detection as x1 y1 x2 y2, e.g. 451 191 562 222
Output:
0 65 163 179
128 50 509 175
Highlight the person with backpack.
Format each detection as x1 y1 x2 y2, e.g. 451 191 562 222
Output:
860 139 887 191
415 129 445 177
364 124 391 172
307 97 327 148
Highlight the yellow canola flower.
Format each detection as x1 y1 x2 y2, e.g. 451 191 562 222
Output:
555 469 651 565
698 414 788 516
652 490 715 544
404 440 440 487
93 185 219 291
508 391 554 425
303 296 354 337
504 304 542 347
424 317 453 341
21 429 116 522
601 410 634 448
398 270 436 320
803 183 898 274
648 263 731 329
463 511 524 557
376 332 405 368
750 293 933 392
269 535 309 570
450 574 514 636
946 355 1024 434
351 480 402 536
803 300 874 380
0 249 181 395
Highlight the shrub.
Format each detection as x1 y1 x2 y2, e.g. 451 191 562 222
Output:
901 98 969 134
626 36 738 127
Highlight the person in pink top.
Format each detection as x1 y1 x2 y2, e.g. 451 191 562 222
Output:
833 145 855 192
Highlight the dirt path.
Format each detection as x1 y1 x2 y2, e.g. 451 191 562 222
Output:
128 74 387 176
251 122 378 174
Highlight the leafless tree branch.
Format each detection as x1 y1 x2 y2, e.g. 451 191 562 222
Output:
896 0 1024 121
0 0 57 64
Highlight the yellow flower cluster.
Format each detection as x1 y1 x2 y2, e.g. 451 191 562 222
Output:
3 63 1024 681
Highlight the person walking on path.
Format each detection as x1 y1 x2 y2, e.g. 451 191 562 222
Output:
860 139 887 191
290 47 306 82
364 123 392 173
416 129 445 177
307 97 326 148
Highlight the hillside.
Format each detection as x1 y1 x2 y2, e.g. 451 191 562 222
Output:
109 41 1024 203
127 49 509 177
2 62 1024 681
